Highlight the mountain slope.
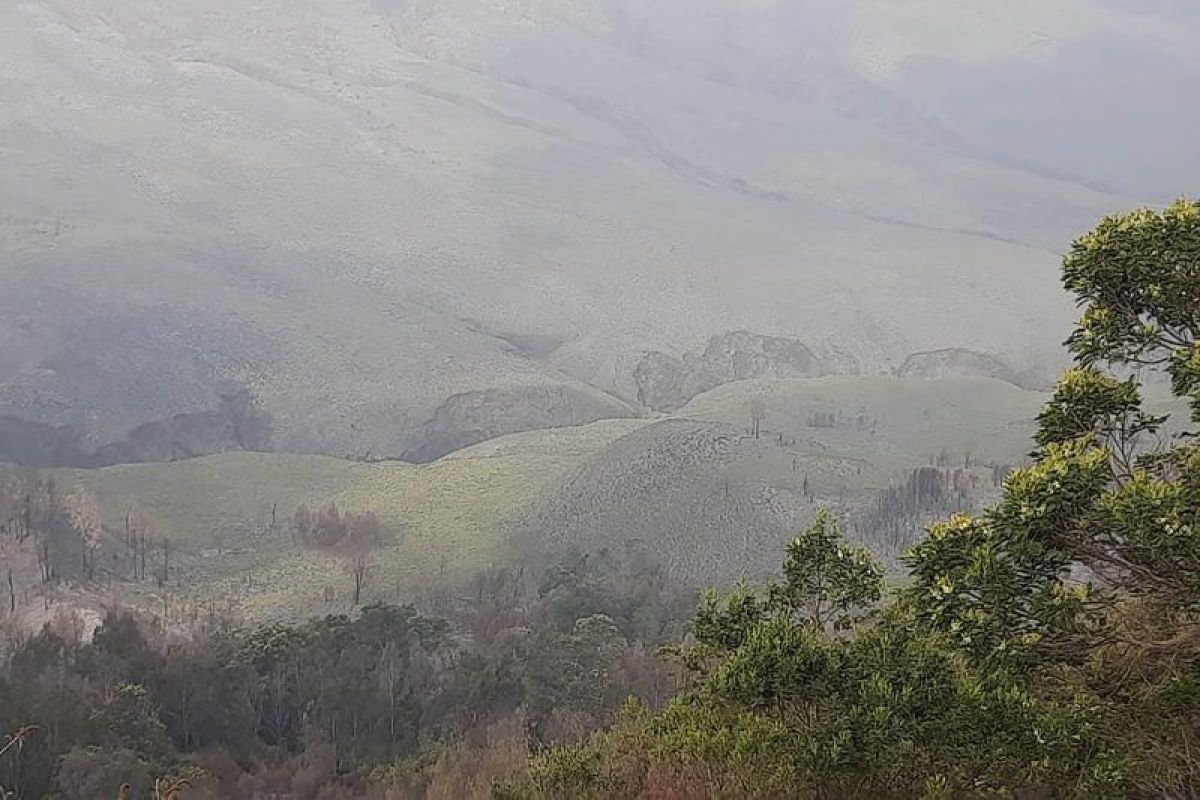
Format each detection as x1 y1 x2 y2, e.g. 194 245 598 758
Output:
2 0 1191 462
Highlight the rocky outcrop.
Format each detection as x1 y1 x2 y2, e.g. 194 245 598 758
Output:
401 384 634 463
634 331 858 412
895 348 1048 390
0 390 272 468
633 352 723 414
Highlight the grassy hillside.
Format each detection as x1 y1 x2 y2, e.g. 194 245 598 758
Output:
54 375 1191 620
53 420 639 618
40 376 1048 619
517 376 1044 584
680 375 1043 485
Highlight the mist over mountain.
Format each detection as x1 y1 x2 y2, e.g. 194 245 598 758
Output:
2 0 1195 463
6 7 1200 797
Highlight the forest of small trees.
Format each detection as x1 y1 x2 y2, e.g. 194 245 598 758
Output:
0 543 695 798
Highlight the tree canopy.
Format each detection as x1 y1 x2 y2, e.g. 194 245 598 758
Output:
507 199 1200 799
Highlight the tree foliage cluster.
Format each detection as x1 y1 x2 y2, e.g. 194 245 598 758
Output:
0 544 693 798
506 201 1200 799
288 503 383 551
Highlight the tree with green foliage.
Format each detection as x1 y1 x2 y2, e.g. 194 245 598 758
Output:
773 510 883 632
507 200 1200 799
0 541 694 797
682 511 882 671
1063 199 1200 422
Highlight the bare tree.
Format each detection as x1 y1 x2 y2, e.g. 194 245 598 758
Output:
347 553 366 605
66 488 103 581
748 398 766 439
290 501 386 605
160 537 170 587
125 504 153 580
341 511 382 606
378 641 404 746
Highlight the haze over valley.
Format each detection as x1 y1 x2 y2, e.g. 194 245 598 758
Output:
2 4 1199 798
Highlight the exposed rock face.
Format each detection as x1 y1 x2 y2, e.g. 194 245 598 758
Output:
634 331 858 412
633 352 723 414
0 390 272 468
402 385 635 463
895 348 1048 390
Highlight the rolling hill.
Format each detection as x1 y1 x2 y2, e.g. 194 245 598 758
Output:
46 376 1046 619
516 375 1045 583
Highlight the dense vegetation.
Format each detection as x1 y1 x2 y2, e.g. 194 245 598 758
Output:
0 546 693 798
501 200 1200 799
2 201 1198 798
